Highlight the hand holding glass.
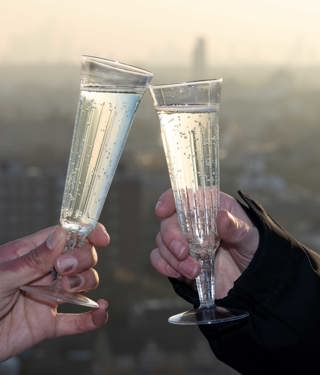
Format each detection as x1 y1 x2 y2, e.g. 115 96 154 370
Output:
21 56 153 308
150 80 249 324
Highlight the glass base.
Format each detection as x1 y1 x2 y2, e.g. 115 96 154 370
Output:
168 306 249 325
20 285 99 309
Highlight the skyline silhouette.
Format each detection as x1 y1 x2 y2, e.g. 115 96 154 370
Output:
1 0 320 66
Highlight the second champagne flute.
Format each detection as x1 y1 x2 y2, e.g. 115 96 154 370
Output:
21 56 153 308
150 79 249 325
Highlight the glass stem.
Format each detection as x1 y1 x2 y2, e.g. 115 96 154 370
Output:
194 252 215 309
64 231 85 252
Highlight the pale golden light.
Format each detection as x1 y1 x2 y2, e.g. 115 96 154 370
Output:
0 0 320 65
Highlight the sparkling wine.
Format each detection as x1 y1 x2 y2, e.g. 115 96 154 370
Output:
157 104 220 258
60 88 142 236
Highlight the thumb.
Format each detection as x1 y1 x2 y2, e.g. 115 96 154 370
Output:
1 227 67 289
217 210 258 253
55 299 109 337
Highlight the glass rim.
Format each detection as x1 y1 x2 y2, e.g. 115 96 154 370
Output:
150 78 223 90
81 55 154 78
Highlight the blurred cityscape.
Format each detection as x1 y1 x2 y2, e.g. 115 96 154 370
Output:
1 37 320 374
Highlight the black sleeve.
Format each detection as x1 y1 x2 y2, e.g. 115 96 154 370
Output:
169 191 320 375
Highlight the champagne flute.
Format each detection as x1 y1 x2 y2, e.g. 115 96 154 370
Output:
150 80 249 324
21 56 153 308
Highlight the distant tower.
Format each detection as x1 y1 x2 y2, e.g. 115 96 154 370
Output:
191 37 207 78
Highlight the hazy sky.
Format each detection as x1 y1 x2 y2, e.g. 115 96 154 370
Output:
1 0 320 65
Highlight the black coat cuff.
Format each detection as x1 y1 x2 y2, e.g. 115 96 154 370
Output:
169 191 320 374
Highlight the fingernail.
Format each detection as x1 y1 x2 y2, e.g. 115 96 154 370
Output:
68 275 83 289
57 256 78 273
99 299 109 312
93 300 109 326
46 229 66 251
155 200 163 211
179 260 199 279
101 225 110 242
170 240 188 258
